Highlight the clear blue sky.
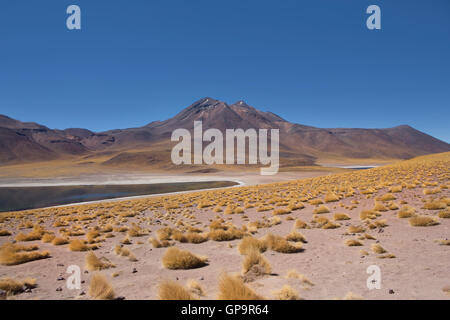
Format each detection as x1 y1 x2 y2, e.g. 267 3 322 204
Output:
0 0 449 142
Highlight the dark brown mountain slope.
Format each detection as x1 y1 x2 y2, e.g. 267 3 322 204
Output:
1 97 449 167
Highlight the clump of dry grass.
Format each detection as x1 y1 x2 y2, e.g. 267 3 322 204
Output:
409 216 439 227
186 279 205 297
389 185 403 193
41 233 55 243
373 219 388 228
286 231 307 243
0 243 50 266
347 225 365 234
273 285 300 300
334 213 350 221
263 234 303 253
377 193 396 201
438 210 450 218
52 237 69 246
360 210 378 220
313 205 330 214
397 205 416 218
172 231 208 244
68 239 90 251
149 237 171 248
371 244 387 254
377 253 396 259
373 202 388 212
242 248 272 275
162 247 208 269
86 251 115 271
0 229 11 236
272 208 291 215
294 219 309 229
423 188 441 195
322 221 340 229
88 273 115 300
423 200 446 210
208 228 244 241
217 273 263 300
324 192 340 203
0 277 37 295
345 239 363 246
158 280 195 300
114 245 137 261
285 269 314 286
15 225 45 242
308 199 323 205
238 237 268 255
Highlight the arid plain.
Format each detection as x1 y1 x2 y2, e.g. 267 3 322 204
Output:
0 152 449 300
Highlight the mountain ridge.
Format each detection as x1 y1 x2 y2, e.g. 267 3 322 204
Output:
1 97 449 167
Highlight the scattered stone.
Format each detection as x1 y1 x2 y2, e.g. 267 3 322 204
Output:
57 276 65 281
115 296 126 300
132 268 138 273
57 263 64 267
389 289 395 294
81 280 85 284
79 291 86 296
200 276 204 281
84 270 89 274
0 289 6 300
56 287 63 292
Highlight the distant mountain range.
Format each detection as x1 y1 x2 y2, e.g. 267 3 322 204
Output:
1 97 449 167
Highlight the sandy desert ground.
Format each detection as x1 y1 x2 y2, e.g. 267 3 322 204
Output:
0 152 449 300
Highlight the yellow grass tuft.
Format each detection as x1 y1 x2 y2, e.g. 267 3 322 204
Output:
52 237 69 246
347 225 365 234
345 239 363 246
0 243 50 266
273 285 301 300
242 248 272 275
272 208 291 215
397 205 416 218
0 277 37 295
217 273 263 300
371 244 387 254
0 229 11 237
68 239 89 251
158 280 195 300
423 200 446 210
409 216 439 227
313 205 330 214
238 237 268 255
186 279 205 297
378 193 396 201
88 273 115 300
389 185 402 193
15 225 45 242
162 247 208 269
86 251 115 271
334 213 350 221
438 210 450 218
285 269 314 286
294 219 309 229
263 234 303 253
286 231 307 243
41 233 55 243
208 228 244 241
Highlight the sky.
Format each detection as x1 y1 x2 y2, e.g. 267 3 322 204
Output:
0 0 449 142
